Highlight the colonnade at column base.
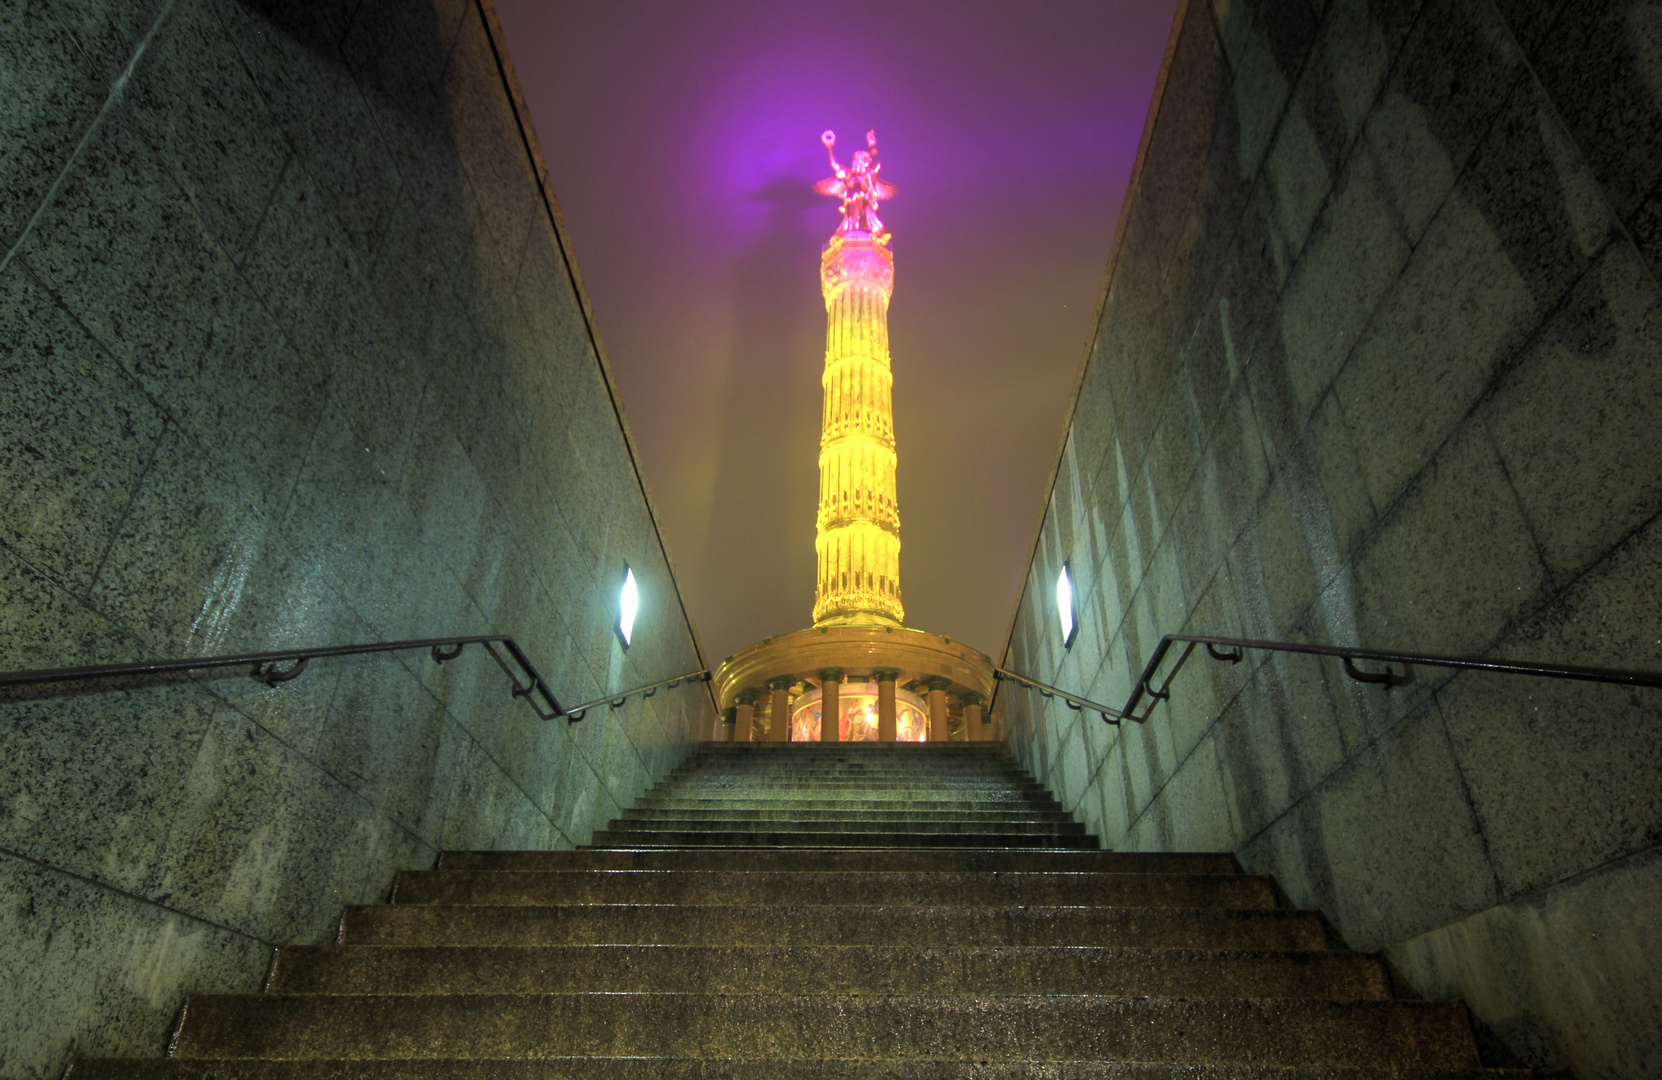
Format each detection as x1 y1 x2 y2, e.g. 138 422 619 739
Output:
711 626 999 745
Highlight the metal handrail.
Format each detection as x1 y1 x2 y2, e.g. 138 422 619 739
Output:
997 634 1662 728
994 667 1125 724
0 635 568 718
561 669 711 721
0 635 715 725
1121 634 1662 725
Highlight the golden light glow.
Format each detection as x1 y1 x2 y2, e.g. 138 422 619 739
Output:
813 232 903 627
791 682 929 742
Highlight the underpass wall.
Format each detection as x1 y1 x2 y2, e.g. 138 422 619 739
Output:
0 1 712 1075
999 0 1662 1074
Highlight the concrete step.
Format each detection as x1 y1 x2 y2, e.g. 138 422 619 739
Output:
679 760 1018 768
652 780 1048 793
340 903 1332 950
651 770 1030 777
163 994 1481 1068
686 746 1013 757
389 870 1279 909
67 1061 1570 1080
599 818 1088 836
434 849 1241 875
267 944 1389 998
661 770 1037 777
584 829 1100 848
620 808 1076 823
645 790 1048 801
686 755 1017 760
67 744 1514 1077
636 795 1065 810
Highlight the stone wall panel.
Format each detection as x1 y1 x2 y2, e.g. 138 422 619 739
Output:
1002 0 1662 1071
0 1 712 1075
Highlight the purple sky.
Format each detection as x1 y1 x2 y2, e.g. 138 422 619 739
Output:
494 0 1178 664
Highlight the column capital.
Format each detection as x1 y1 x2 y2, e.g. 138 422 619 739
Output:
924 675 952 692
766 676 795 692
735 688 760 705
816 667 845 682
958 690 987 706
721 706 737 722
873 667 901 683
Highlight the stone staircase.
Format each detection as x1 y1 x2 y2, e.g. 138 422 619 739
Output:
71 742 1545 1077
594 742 1096 848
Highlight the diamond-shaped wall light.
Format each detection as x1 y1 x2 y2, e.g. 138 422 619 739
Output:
1056 563 1076 648
617 565 639 648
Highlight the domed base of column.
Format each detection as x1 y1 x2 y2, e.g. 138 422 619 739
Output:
712 626 996 744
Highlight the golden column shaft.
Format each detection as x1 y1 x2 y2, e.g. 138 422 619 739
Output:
813 233 903 627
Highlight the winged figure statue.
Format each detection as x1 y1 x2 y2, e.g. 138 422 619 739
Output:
815 129 897 241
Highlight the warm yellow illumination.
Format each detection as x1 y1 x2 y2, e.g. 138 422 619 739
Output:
813 232 903 627
790 681 929 742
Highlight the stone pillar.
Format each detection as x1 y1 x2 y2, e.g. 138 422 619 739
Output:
960 691 986 742
818 667 843 743
767 677 793 742
735 689 758 743
719 706 736 742
875 668 900 742
925 676 951 742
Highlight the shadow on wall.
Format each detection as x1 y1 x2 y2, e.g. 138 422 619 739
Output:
697 173 825 652
996 0 1662 1077
0 0 711 1076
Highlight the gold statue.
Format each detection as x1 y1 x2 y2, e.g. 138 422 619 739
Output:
815 129 897 241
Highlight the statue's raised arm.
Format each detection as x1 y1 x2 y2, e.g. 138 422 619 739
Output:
823 130 845 177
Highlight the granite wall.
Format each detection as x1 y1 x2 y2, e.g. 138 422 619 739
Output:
0 1 714 1075
999 0 1662 1075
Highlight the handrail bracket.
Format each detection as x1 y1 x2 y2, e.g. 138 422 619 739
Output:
1342 655 1408 688
252 657 308 686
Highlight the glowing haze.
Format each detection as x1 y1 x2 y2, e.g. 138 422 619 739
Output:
493 0 1178 663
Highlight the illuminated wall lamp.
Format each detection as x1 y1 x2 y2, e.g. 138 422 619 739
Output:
616 565 639 648
1055 563 1077 648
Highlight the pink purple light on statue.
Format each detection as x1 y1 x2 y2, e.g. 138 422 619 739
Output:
815 129 896 241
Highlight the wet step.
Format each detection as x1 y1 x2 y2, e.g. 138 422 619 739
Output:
621 808 1075 823
661 761 1039 772
342 903 1333 950
584 828 1100 848
389 870 1279 908
67 1062 1568 1080
266 944 1389 998
655 779 1049 792
662 766 1034 777
634 787 1063 804
162 993 1481 1069
687 747 1014 758
601 818 1086 836
435 849 1241 875
67 743 1528 1079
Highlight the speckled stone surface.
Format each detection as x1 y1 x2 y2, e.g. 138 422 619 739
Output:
164 994 1480 1067
67 1063 1566 1080
266 943 1390 999
998 0 1662 1075
0 0 710 1076
388 869 1278 909
65 746 1544 1075
435 849 1240 874
341 900 1331 951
